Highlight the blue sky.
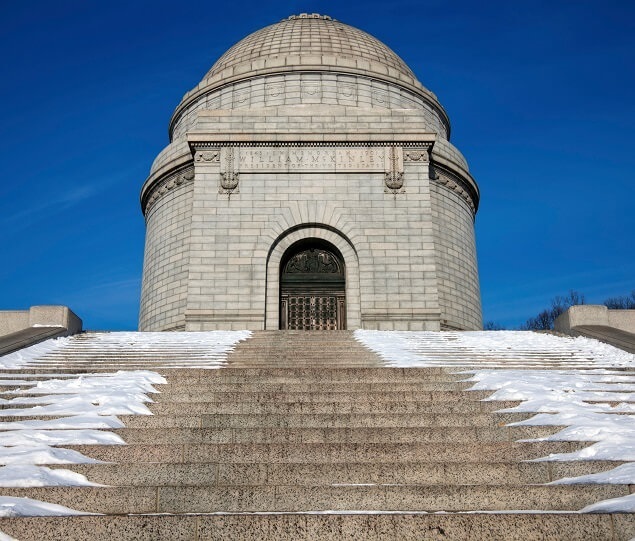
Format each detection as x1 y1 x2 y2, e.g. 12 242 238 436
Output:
1 1 633 330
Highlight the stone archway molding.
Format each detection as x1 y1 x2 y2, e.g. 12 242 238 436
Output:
265 224 361 330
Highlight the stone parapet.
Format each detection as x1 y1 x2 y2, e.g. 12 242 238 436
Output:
0 305 82 338
555 305 635 335
0 306 82 356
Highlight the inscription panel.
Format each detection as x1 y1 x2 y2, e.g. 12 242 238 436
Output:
237 147 387 172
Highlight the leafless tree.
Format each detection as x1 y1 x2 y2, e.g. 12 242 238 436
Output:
521 290 585 330
603 290 635 309
483 321 505 330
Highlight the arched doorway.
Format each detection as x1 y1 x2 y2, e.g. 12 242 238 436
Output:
279 240 346 330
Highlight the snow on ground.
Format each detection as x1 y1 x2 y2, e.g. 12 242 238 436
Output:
0 496 98 517
0 371 164 419
467 369 635 465
0 330 252 369
0 370 161 466
0 370 160 512
355 329 634 368
580 493 635 513
0 331 251 515
0 337 71 369
356 330 635 512
0 465 102 487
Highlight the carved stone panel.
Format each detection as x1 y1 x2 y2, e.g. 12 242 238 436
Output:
236 146 386 172
232 91 249 107
338 83 357 103
302 83 321 100
266 83 284 103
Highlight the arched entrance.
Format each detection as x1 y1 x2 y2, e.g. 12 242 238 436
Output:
279 240 346 330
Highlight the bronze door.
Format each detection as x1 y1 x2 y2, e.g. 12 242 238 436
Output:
280 246 346 330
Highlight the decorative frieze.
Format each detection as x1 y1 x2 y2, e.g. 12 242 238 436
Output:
431 165 477 213
233 92 249 107
145 167 195 212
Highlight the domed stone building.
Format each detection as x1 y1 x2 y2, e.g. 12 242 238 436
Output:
139 14 482 332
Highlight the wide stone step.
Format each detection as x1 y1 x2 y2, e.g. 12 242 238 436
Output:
148 388 477 403
1 484 627 513
166 367 459 380
115 411 530 429
0 387 474 402
3 367 463 380
146 398 513 415
109 425 560 444
65 441 588 464
158 378 464 389
1 513 630 541
58 460 620 487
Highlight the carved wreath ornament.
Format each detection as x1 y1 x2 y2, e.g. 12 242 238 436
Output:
404 149 429 162
194 151 220 163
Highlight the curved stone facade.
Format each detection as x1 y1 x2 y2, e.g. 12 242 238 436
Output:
139 14 482 331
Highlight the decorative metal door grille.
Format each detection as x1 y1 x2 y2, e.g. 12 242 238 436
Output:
287 295 338 330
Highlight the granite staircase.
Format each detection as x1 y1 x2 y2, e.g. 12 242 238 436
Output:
0 331 633 540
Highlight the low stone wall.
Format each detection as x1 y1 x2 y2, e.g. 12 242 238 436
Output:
0 306 82 338
554 305 635 335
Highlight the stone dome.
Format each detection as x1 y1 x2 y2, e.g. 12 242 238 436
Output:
204 14 417 84
171 13 448 141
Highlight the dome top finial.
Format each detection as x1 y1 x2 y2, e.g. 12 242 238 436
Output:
285 14 334 21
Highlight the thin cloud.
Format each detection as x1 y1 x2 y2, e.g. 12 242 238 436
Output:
2 166 141 231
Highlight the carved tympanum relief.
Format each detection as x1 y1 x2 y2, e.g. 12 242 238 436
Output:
284 249 342 275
